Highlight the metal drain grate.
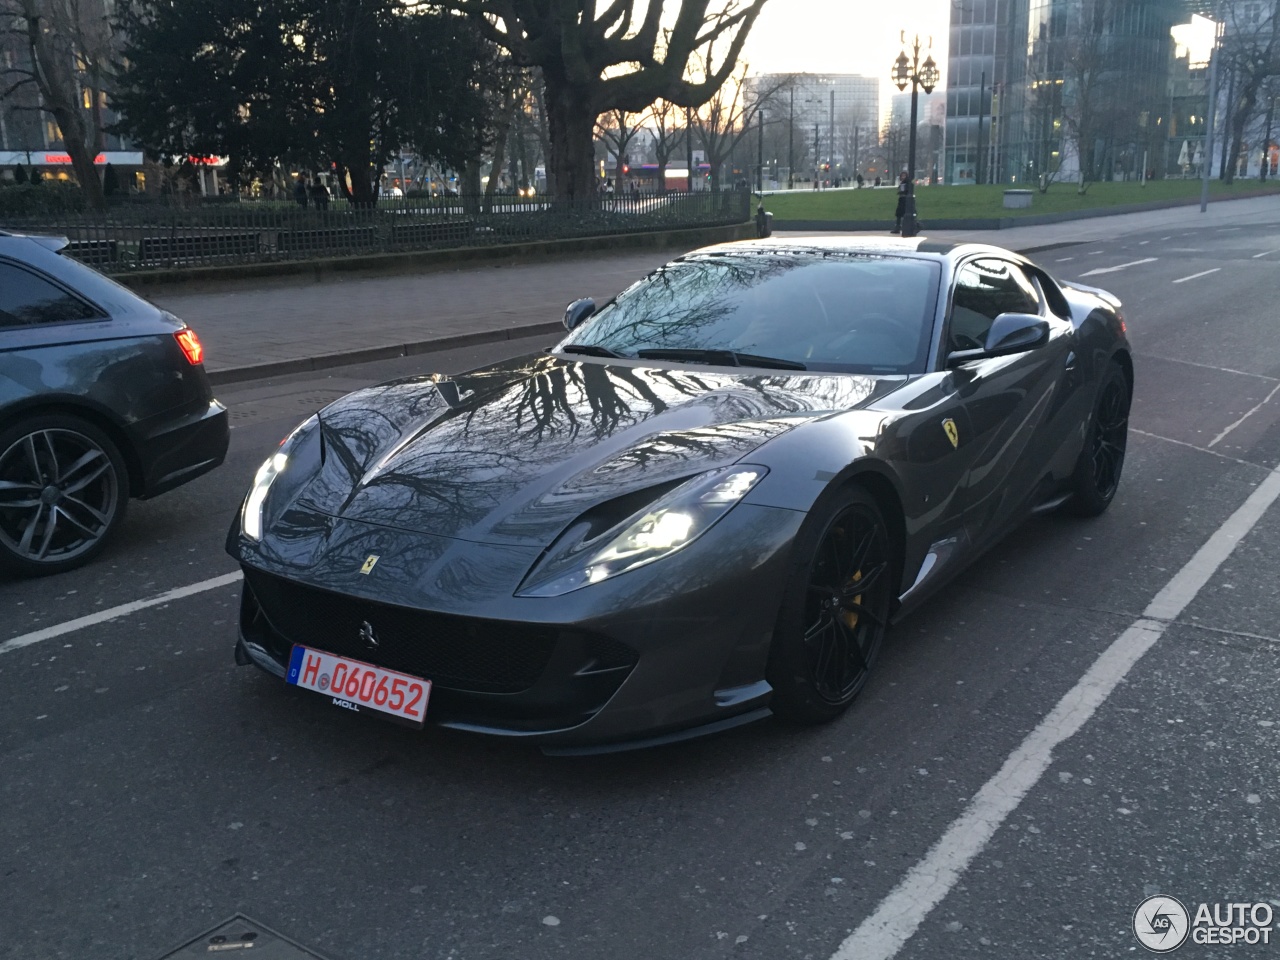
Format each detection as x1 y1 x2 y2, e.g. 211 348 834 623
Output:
155 914 335 959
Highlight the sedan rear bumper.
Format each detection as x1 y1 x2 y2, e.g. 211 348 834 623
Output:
137 399 229 498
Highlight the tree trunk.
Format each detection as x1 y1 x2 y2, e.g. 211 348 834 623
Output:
543 73 598 202
22 10 105 212
1228 87 1259 185
347 162 377 207
484 106 512 213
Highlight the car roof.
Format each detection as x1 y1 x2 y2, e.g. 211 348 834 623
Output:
684 235 1027 264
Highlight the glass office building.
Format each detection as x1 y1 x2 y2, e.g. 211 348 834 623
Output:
946 0 1183 184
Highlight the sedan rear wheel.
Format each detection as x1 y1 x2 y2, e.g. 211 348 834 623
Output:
0 415 128 576
768 487 894 724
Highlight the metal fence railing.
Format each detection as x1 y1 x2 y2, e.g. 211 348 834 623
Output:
1 192 752 275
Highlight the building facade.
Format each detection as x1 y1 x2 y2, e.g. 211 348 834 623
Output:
946 0 1195 185
746 73 880 180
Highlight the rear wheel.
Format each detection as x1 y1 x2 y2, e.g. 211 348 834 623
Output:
0 414 129 576
768 487 894 724
1066 362 1130 518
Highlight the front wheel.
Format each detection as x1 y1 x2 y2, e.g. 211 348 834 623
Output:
1066 361 1130 517
767 487 894 724
0 414 129 576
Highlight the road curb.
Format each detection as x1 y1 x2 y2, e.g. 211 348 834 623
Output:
206 321 564 386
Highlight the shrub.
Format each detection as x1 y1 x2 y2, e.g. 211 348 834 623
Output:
0 181 88 216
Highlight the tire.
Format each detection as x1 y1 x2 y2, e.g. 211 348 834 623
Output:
0 414 129 577
767 486 895 724
1066 361 1131 518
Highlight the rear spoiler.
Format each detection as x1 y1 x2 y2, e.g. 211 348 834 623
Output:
0 230 70 253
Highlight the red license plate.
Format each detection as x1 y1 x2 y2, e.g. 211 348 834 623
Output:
286 645 430 727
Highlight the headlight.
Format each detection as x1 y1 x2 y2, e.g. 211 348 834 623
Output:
241 415 320 540
517 465 767 597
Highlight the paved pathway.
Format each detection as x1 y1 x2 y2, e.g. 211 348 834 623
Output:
147 195 1280 380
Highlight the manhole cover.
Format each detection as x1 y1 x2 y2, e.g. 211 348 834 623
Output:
156 914 334 960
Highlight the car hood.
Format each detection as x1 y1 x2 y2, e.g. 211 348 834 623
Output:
294 353 897 547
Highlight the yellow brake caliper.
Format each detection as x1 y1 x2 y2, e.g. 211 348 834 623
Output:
840 569 863 630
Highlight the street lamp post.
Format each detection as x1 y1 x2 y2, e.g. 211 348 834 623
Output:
891 33 941 237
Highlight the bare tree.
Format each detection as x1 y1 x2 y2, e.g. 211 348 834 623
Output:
595 109 641 186
1220 0 1280 183
646 99 686 193
444 0 768 201
690 60 792 192
1 0 114 209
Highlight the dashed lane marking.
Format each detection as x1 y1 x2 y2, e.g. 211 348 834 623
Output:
1079 257 1158 277
1253 249 1280 258
830 463 1280 960
0 572 244 656
1172 267 1221 284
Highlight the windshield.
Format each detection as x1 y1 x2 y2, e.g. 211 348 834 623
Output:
558 251 940 374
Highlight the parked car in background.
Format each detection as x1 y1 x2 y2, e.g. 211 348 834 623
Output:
0 231 229 576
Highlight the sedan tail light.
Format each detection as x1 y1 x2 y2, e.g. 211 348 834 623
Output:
174 329 205 365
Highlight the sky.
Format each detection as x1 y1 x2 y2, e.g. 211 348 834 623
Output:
740 0 953 108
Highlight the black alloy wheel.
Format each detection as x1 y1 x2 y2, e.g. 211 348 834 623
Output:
769 487 894 723
1067 362 1130 517
0 415 128 576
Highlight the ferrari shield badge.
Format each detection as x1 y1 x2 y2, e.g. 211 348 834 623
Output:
359 554 380 575
942 418 959 449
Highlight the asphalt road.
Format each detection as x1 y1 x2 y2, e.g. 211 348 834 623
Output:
3 220 1279 960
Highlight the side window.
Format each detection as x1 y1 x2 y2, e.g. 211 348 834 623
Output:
0 262 102 327
949 258 1041 351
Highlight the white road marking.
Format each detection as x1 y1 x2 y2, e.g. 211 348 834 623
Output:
1138 240 1150 245
1161 235 1172 240
1054 257 1075 262
1131 428 1267 468
1138 354 1280 382
0 572 243 656
830 463 1280 960
1207 381 1280 448
1172 268 1221 284
1252 249 1280 259
1079 257 1158 277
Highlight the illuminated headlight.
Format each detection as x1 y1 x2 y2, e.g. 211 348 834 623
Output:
517 466 767 597
241 415 320 540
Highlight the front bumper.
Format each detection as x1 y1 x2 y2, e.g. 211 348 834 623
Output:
232 502 806 749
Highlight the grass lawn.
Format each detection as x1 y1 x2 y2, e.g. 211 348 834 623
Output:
763 179 1280 221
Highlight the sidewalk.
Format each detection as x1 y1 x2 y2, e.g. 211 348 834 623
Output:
150 195 1280 385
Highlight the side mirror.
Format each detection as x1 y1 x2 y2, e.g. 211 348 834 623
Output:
947 312 1049 367
564 297 596 332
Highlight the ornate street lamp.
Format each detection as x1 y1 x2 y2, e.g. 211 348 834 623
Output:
891 33 940 237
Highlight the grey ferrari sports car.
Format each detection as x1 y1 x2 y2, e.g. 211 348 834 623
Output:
228 237 1131 753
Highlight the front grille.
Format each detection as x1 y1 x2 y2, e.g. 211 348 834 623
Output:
243 568 557 694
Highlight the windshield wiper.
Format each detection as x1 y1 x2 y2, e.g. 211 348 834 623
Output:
634 348 807 371
558 343 627 359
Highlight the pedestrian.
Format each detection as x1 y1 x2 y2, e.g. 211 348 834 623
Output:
310 176 330 211
891 171 909 234
856 172 864 189
293 174 309 208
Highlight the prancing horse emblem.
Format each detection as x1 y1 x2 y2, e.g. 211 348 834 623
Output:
359 554 379 575
942 418 959 449
359 621 379 650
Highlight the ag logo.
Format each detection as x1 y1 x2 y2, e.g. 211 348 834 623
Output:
942 417 959 449
1133 895 1190 953
359 554 379 575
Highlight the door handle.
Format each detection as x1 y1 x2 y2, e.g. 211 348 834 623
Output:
1064 351 1077 373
